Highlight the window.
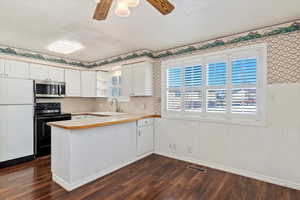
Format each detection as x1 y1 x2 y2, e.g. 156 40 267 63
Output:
184 66 202 112
166 65 202 112
206 61 227 113
162 44 266 124
231 58 257 114
167 67 182 111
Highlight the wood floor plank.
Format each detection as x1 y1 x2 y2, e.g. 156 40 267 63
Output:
0 154 299 200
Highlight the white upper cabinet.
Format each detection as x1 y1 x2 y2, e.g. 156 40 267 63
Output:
96 71 109 97
0 59 5 77
121 65 131 97
131 62 153 96
0 59 29 79
122 61 153 97
81 71 97 97
30 63 64 82
30 63 49 81
65 69 81 97
49 67 65 82
5 60 29 79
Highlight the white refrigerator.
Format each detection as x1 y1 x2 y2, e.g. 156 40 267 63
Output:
0 78 34 164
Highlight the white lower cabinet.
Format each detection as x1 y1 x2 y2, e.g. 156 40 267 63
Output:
137 119 154 157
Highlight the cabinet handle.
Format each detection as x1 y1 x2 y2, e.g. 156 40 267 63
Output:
138 128 141 136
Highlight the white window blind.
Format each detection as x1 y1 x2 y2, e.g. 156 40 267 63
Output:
167 65 202 112
167 67 182 111
185 66 202 87
163 44 265 122
184 66 202 112
167 90 182 111
231 57 257 115
206 89 226 113
184 89 202 112
232 88 256 114
207 62 226 86
232 58 256 84
167 67 182 88
206 62 227 113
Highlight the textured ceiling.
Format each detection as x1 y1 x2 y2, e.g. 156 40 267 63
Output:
0 0 299 62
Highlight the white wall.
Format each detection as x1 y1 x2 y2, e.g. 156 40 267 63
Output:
155 83 300 190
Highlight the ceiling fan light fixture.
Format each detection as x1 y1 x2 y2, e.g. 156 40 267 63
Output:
126 0 140 7
115 1 130 17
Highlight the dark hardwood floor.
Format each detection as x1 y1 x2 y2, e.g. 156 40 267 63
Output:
0 154 299 200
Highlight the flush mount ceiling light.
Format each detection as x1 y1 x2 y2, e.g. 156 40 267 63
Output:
93 0 174 21
48 40 84 54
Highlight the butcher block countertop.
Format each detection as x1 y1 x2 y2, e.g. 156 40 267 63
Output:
48 112 161 130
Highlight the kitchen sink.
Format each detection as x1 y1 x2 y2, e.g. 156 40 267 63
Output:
72 112 125 120
72 114 111 120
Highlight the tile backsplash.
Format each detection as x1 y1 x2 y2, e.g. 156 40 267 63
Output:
36 98 98 113
36 96 161 115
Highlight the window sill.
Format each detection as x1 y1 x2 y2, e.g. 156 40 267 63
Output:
161 114 266 127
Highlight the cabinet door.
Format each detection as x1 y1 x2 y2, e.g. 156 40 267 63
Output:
131 64 145 96
121 65 131 97
0 105 34 162
5 60 29 79
137 125 154 157
130 62 153 96
96 71 109 97
30 64 49 81
65 69 81 97
49 67 65 82
0 59 5 76
81 71 97 97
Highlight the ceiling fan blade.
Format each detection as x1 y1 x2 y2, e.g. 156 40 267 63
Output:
146 0 175 15
93 0 113 20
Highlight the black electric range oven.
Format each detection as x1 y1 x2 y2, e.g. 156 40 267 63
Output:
34 103 71 157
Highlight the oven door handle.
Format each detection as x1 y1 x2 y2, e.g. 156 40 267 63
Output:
37 116 70 120
59 85 62 96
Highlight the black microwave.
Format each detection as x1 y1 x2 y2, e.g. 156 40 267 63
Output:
35 81 66 98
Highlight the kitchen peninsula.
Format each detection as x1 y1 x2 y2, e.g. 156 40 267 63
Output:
48 113 160 191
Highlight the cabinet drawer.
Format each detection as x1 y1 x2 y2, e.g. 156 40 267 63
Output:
137 119 153 127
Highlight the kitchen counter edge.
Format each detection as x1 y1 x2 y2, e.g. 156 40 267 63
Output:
47 114 161 130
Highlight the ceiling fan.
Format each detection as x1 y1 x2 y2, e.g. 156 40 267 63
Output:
93 0 175 20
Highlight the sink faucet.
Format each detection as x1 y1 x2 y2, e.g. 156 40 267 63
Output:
111 98 121 112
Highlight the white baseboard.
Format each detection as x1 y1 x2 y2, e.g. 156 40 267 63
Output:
156 151 300 191
53 152 154 191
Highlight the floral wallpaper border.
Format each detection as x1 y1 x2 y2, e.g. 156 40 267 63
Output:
0 45 89 67
0 21 299 68
94 21 300 66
